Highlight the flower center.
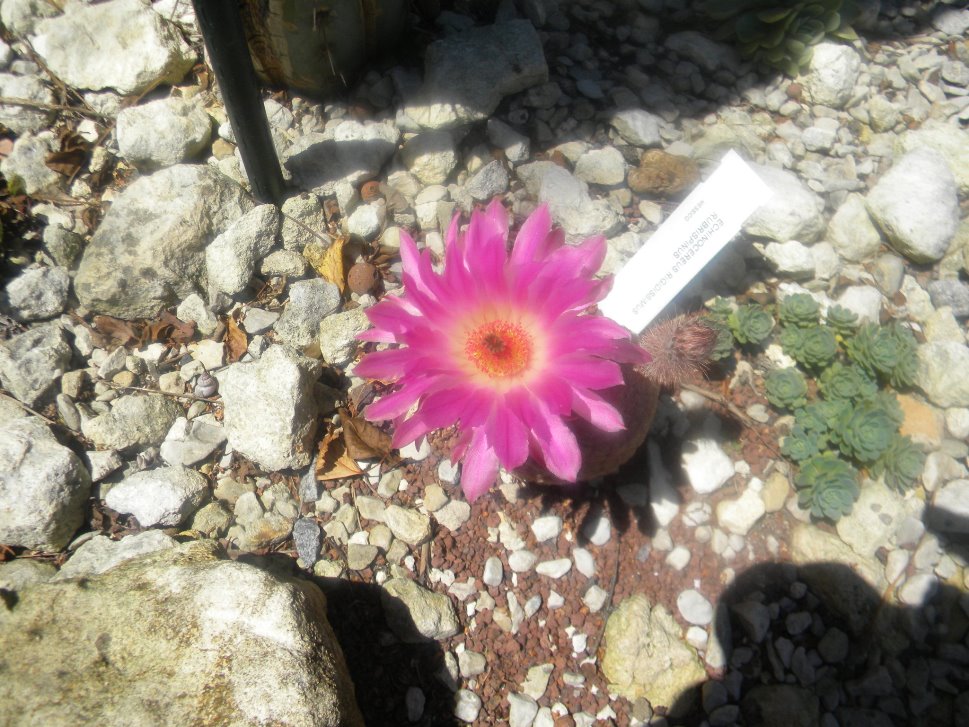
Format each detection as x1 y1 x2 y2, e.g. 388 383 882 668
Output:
465 320 533 379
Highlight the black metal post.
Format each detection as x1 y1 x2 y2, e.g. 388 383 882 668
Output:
192 0 285 205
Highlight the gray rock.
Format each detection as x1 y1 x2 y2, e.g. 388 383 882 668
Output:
898 572 938 606
574 146 626 186
531 515 563 542
927 279 969 317
836 285 883 325
54 530 176 580
0 541 363 726
0 417 90 551
835 481 905 559
381 577 460 642
483 556 503 587
0 131 59 195
745 165 826 243
0 558 56 591
517 161 621 242
0 72 53 135
384 504 432 546
454 690 482 722
932 5 969 35
434 500 471 532
402 20 547 130
609 108 662 148
827 193 883 262
159 415 226 467
292 517 322 566
602 594 706 716
283 120 399 195
677 589 714 626
664 30 740 73
3 265 69 322
866 148 959 264
318 308 368 366
917 342 969 408
801 42 861 109
345 203 385 240
400 130 457 184
508 549 537 573
81 394 181 453
867 94 900 133
280 194 328 251
582 507 611 546
30 0 195 96
759 240 816 279
0 324 71 406
486 118 530 162
117 96 211 169
458 649 486 678
75 164 252 319
732 601 770 643
104 465 208 527
190 501 232 537
535 558 572 578
741 685 819 727
716 488 766 536
274 278 341 348
465 159 509 200
509 693 539 727
928 479 969 535
84 449 123 482
220 345 321 470
206 204 280 296
42 223 84 269
683 437 734 495
347 543 377 571
871 253 905 296
897 120 969 195
175 294 218 337
259 249 307 279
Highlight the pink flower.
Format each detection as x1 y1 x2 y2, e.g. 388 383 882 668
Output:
355 200 647 501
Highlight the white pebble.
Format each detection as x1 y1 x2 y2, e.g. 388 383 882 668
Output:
536 558 572 579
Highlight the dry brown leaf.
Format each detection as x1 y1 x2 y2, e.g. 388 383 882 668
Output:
316 427 364 481
45 129 89 177
144 310 196 346
340 407 393 460
305 235 348 293
92 315 140 347
225 315 248 363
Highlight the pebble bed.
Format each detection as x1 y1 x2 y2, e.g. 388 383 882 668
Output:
2 1 969 726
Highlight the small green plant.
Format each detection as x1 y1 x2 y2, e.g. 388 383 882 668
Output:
704 298 737 361
845 322 918 389
778 293 820 328
703 0 860 77
729 304 774 346
781 425 822 461
818 362 877 402
871 435 926 492
764 366 808 410
796 452 860 521
830 398 896 464
782 325 838 370
825 304 858 337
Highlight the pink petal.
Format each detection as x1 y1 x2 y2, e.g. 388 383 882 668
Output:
488 402 529 470
524 398 581 482
354 347 428 380
459 427 500 501
486 198 509 242
571 386 625 432
510 204 552 267
364 376 437 421
548 356 623 390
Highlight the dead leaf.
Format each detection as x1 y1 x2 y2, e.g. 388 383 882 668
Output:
92 315 140 347
144 310 196 346
340 407 393 460
306 234 348 293
45 129 90 177
224 315 248 363
316 427 364 481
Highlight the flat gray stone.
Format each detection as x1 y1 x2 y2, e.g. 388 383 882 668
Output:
54 530 176 580
104 465 208 527
381 577 460 642
827 193 883 263
745 164 826 243
318 307 369 366
274 278 341 349
206 204 280 296
0 131 59 195
159 415 227 467
0 72 53 135
117 96 212 169
0 324 71 407
81 394 182 453
917 341 969 408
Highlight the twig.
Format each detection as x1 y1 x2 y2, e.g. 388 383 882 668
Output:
681 382 755 426
101 380 222 405
0 96 111 119
589 530 622 661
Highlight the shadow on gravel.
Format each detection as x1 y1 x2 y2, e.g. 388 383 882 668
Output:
665 506 969 726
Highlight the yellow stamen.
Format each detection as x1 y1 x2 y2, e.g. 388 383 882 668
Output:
465 320 533 379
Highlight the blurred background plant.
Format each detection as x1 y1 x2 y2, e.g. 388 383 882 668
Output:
701 0 861 76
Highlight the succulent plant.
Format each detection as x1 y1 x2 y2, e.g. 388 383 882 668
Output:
871 435 926 493
784 325 838 370
729 304 774 346
703 0 860 77
831 398 896 464
765 366 809 410
795 402 832 440
778 293 820 328
781 425 822 461
825 304 858 337
796 452 860 521
710 323 737 361
818 362 877 402
845 322 918 387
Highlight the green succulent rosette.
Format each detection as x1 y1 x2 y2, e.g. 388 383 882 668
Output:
765 366 809 410
796 452 860 521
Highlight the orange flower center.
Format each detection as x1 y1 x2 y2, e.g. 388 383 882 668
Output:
465 320 533 379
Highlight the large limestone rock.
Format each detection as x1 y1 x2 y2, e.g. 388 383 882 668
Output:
602 593 706 716
29 0 195 96
75 165 252 319
0 541 363 727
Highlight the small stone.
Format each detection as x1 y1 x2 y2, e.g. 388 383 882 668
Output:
535 558 572 579
898 573 938 606
292 517 322 566
104 466 208 527
509 549 538 573
422 484 448 512
384 504 432 546
732 601 770 643
582 508 611 546
381 577 459 642
405 687 425 722
683 438 734 494
483 556 503 587
666 546 691 571
434 500 471 532
521 663 554 700
459 649 486 678
717 488 766 536
454 689 482 722
677 589 714 626
347 543 378 570
572 547 595 579
508 693 539 727
3 266 70 321
531 515 563 542
584 585 609 613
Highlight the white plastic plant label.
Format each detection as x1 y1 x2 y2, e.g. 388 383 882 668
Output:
599 149 773 334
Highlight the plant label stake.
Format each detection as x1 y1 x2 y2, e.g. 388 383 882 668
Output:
600 150 772 334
